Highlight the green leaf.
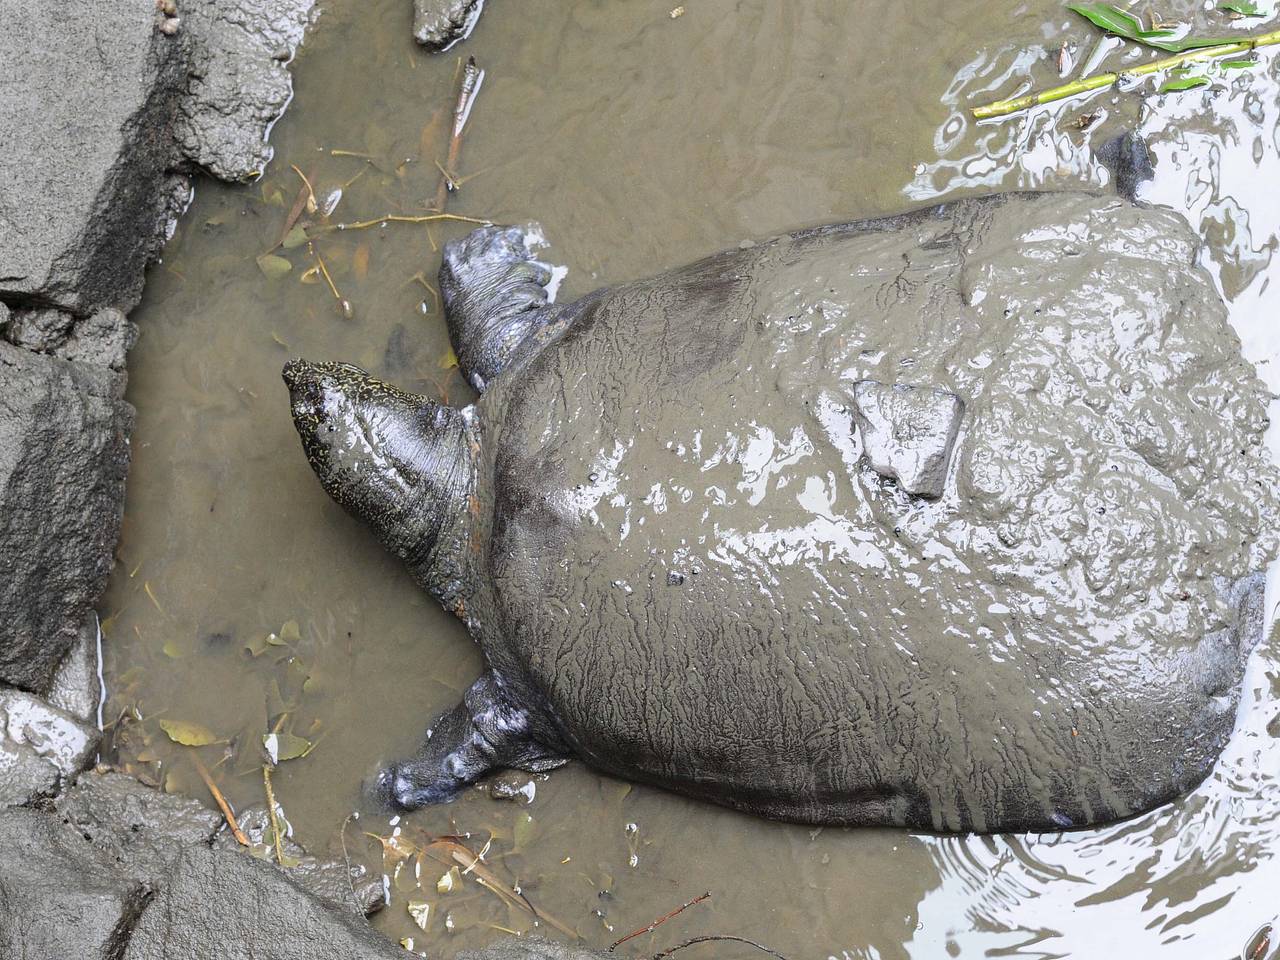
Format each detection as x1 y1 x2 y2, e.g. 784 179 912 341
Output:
158 718 220 747
244 634 271 657
513 812 538 852
1220 56 1257 67
278 620 302 643
262 731 312 763
256 254 292 279
1220 0 1262 14
1160 74 1212 91
1067 2 1238 51
281 225 310 249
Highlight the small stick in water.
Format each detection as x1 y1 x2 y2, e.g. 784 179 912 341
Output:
653 936 789 960
311 249 353 320
192 755 249 846
434 56 484 212
611 892 712 951
262 764 287 865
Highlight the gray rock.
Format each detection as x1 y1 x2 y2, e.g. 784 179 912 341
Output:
0 689 99 804
213 806 383 916
0 0 188 315
0 807 147 960
413 0 484 49
54 769 222 884
1 306 77 352
124 845 405 960
0 737 64 806
174 0 317 181
851 380 964 499
0 342 133 692
54 308 139 372
47 614 102 724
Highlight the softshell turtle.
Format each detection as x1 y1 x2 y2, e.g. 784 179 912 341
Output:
283 192 1278 832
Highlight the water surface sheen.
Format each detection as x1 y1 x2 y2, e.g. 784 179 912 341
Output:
103 0 1280 956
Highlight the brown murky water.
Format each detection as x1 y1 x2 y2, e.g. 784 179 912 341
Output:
102 0 1280 956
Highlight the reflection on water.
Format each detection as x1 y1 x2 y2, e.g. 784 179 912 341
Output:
903 23 1280 960
102 0 1280 956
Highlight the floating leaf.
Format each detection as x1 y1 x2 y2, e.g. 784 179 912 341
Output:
299 265 322 285
266 631 288 647
1161 74 1211 90
281 225 309 249
244 634 271 657
513 812 537 851
1220 56 1258 67
262 731 312 764
407 900 432 931
278 620 302 643
1067 3 1237 50
439 347 459 370
158 718 219 747
1220 0 1262 14
256 254 292 279
161 640 184 659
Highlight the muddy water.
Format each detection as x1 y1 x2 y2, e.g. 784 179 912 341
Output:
102 0 1280 956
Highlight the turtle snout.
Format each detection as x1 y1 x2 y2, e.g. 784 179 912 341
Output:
282 358 324 418
368 762 435 811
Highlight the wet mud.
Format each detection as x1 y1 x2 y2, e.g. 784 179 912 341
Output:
102 0 1280 957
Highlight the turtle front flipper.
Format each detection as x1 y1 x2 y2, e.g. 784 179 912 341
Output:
440 223 565 391
371 671 567 810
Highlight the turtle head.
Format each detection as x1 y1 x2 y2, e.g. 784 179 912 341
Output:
283 359 476 606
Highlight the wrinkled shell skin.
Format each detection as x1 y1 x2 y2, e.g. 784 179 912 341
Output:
457 193 1277 831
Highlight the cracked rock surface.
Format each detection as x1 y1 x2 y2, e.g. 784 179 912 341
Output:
174 0 318 181
0 770 395 960
0 341 133 693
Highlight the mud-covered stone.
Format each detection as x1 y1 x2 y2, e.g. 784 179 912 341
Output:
212 806 383 916
0 689 99 804
54 308 139 372
413 0 484 48
54 769 222 884
174 0 317 181
0 342 132 692
851 380 964 498
1 306 75 353
47 614 102 724
124 845 404 960
0 0 188 315
0 807 148 960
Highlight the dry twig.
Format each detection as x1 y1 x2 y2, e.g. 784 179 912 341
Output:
611 892 712 950
192 754 249 846
653 936 788 960
434 56 484 212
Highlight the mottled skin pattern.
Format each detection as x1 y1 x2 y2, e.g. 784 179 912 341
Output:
285 193 1278 832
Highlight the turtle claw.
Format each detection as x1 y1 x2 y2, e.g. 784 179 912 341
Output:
440 223 563 391
368 671 568 811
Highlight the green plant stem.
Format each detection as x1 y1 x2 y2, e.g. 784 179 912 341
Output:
972 27 1280 119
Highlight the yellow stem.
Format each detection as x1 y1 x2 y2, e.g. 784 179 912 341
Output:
972 28 1280 119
